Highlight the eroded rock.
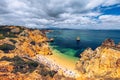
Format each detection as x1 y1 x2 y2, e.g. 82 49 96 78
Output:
102 38 115 47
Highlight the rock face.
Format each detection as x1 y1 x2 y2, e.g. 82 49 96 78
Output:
11 27 20 33
0 26 64 80
0 56 58 80
76 39 120 80
0 26 52 56
116 42 120 48
102 38 115 47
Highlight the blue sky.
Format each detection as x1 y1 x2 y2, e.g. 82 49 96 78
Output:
101 4 120 15
0 0 120 29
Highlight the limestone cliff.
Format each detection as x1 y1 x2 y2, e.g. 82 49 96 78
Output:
0 25 75 80
76 39 120 80
0 25 53 80
0 25 52 57
1 26 120 80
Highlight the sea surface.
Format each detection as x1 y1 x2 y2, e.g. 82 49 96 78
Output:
46 30 120 58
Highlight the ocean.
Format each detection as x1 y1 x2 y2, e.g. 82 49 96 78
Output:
46 30 120 58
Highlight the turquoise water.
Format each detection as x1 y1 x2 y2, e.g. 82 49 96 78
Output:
47 30 120 57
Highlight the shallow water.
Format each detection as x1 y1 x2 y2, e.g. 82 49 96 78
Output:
47 30 120 58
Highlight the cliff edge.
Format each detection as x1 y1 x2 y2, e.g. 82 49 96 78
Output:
76 39 120 80
0 25 52 57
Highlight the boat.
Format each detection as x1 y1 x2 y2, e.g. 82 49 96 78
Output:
49 38 54 42
76 36 80 41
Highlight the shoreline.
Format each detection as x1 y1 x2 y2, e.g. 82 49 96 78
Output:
35 48 80 78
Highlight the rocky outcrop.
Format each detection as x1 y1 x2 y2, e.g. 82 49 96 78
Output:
0 26 52 56
0 25 57 80
76 39 120 80
11 27 20 33
0 56 58 80
102 38 115 47
116 42 120 48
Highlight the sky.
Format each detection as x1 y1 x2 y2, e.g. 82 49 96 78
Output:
0 0 120 29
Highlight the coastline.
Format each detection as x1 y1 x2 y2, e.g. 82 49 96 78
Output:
36 46 80 78
47 48 79 69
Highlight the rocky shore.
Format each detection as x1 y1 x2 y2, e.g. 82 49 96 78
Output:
0 25 76 80
76 39 120 80
0 25 120 80
36 54 80 78
0 25 52 56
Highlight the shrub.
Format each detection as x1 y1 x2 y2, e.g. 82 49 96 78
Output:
9 39 17 44
0 36 5 39
0 43 15 53
39 69 57 77
40 69 49 76
0 56 11 61
48 70 57 77
27 61 38 68
6 32 17 38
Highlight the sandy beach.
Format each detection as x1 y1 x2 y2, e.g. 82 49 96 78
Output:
47 49 79 71
36 49 80 78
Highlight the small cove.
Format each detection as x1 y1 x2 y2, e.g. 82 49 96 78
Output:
47 30 120 60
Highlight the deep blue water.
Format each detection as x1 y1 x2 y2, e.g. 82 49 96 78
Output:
46 30 120 57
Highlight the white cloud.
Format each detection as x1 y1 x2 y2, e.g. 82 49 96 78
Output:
103 0 120 6
99 15 120 23
0 0 120 29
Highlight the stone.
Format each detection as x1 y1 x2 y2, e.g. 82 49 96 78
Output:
76 44 120 79
116 42 120 48
116 59 120 67
102 38 115 47
11 28 20 33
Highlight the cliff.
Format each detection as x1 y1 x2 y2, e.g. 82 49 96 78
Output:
1 25 120 80
0 25 75 80
0 25 52 57
76 39 120 80
0 25 53 80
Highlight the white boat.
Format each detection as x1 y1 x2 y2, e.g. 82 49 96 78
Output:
76 36 80 41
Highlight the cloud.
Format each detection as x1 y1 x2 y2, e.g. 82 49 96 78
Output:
0 0 120 29
99 15 120 23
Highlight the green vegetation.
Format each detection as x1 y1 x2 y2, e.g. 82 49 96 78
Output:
9 39 17 44
0 56 39 73
48 70 57 77
39 68 57 77
0 56 57 77
0 43 15 53
6 32 17 38
0 26 25 39
0 56 12 61
0 36 5 39
0 29 17 38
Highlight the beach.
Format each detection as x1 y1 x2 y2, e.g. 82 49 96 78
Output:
36 50 80 78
